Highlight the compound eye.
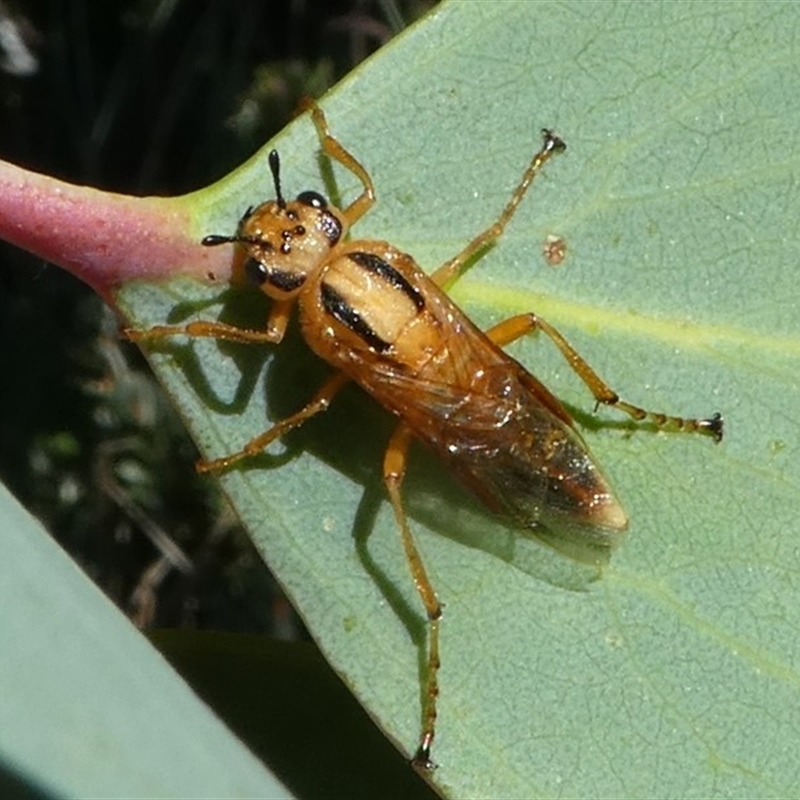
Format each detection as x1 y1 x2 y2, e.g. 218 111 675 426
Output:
296 190 327 209
244 258 268 286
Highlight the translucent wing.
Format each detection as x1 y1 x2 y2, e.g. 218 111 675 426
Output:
349 310 628 552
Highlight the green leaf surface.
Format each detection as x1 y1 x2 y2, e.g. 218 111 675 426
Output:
0 482 289 799
116 2 800 797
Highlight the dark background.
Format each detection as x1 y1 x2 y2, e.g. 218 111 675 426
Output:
0 0 434 637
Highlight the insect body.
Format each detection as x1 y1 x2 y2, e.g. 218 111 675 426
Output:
130 101 723 770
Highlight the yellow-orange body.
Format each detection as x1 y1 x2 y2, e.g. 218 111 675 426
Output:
299 239 626 536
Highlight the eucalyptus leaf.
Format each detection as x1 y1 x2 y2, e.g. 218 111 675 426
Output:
116 2 800 797
0 482 288 799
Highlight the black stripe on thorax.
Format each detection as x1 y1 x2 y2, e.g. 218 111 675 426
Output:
320 283 392 353
349 251 425 311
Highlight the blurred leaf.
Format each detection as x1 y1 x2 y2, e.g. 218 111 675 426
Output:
0 481 289 799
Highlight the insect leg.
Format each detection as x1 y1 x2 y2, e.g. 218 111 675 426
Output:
489 313 724 441
430 129 566 288
302 99 376 225
383 423 442 772
126 300 295 346
197 371 349 472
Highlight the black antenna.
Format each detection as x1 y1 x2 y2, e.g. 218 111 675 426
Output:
269 149 285 209
201 233 235 247
202 206 258 248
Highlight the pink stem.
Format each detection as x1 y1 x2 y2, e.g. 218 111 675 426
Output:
0 158 231 305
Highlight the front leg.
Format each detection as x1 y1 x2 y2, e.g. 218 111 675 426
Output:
125 299 294 346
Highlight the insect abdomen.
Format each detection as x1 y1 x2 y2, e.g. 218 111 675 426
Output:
417 363 628 541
